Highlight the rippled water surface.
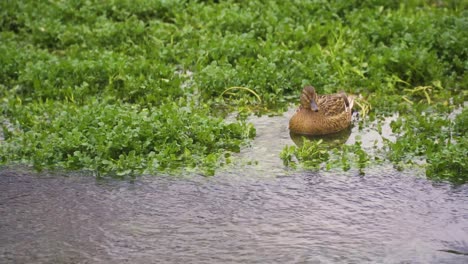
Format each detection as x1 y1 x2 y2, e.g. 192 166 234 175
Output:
1 110 468 263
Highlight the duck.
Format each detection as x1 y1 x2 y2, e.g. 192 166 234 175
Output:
289 86 354 136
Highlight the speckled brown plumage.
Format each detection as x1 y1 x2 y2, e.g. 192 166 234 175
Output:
289 86 354 136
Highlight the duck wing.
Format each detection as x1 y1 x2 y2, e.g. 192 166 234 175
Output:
318 92 353 116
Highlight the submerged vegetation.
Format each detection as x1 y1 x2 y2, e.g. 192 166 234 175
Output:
281 139 371 175
0 1 466 181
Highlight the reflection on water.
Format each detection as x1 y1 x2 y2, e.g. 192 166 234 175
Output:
1 108 467 264
289 127 352 148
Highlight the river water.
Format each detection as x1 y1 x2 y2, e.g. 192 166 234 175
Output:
1 109 467 263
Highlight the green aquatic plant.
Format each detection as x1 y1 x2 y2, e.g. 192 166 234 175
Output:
426 108 467 183
426 137 467 184
385 106 467 183
281 138 371 174
332 140 371 175
353 141 370 175
280 139 329 169
0 98 255 177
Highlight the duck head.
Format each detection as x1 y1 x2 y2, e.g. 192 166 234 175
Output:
300 86 319 112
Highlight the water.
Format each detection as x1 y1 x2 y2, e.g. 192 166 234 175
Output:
1 109 467 264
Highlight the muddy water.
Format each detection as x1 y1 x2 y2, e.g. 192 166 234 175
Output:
1 109 467 263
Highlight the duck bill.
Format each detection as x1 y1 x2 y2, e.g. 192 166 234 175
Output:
310 99 319 112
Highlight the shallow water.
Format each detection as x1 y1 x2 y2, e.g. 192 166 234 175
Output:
1 109 467 264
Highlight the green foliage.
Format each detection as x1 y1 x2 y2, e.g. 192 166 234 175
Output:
426 137 467 184
386 107 467 183
425 108 467 183
0 98 255 177
281 139 372 175
280 139 329 169
1 0 466 108
0 0 466 179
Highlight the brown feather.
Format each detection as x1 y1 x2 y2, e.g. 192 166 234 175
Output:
289 86 354 135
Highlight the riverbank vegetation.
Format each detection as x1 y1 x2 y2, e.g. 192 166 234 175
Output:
0 1 466 181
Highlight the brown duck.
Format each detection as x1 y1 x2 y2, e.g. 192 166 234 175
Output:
289 86 354 136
